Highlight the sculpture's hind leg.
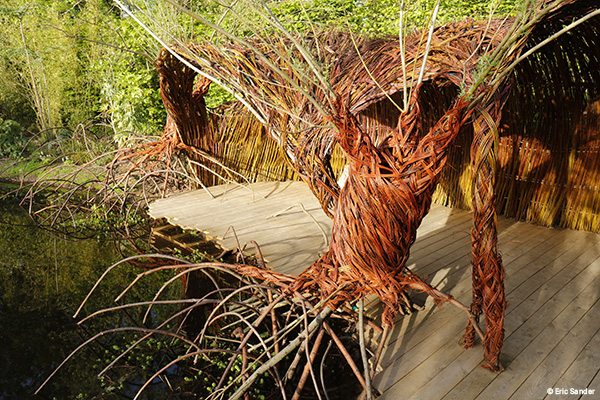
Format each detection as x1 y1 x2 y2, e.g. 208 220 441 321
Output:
464 100 509 371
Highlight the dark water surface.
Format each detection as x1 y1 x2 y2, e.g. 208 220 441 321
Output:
0 188 145 399
0 187 362 399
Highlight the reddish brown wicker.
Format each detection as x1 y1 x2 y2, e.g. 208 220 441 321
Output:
153 0 600 372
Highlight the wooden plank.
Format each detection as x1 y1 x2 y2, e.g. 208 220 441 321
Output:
440 247 600 399
377 220 561 374
510 294 600 399
412 209 473 247
582 360 600 400
373 225 566 396
503 239 600 333
411 273 600 400
440 248 600 400
416 220 553 304
408 238 600 400
546 326 600 398
374 222 598 397
148 181 332 275
414 205 466 239
377 306 469 399
475 269 600 400
409 219 472 269
406 213 476 293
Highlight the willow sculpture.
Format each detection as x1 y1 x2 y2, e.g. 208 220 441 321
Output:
148 0 600 375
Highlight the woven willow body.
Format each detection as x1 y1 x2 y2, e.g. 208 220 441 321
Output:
154 0 600 372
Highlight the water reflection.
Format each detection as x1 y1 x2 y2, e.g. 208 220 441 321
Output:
0 189 148 399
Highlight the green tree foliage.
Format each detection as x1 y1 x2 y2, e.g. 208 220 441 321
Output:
90 23 165 142
80 0 168 141
0 0 169 150
0 117 25 157
274 0 522 36
0 0 524 155
0 2 68 131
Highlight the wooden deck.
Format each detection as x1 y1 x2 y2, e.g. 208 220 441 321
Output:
149 181 332 275
148 182 600 399
373 206 600 400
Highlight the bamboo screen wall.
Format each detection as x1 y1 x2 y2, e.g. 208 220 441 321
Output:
433 5 600 233
435 96 600 232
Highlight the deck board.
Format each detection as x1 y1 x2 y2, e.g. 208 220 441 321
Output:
475 272 600 400
547 325 600 399
437 245 600 400
148 181 600 399
511 293 600 399
148 181 332 275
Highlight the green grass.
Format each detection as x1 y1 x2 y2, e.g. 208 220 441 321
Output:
0 156 106 186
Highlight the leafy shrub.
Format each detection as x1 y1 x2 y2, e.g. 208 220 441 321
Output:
0 118 26 158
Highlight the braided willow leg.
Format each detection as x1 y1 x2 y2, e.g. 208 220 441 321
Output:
464 106 507 371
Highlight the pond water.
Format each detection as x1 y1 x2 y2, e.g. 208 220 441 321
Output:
0 186 363 399
0 187 168 399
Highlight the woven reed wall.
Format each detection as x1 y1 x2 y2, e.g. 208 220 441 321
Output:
194 103 347 185
432 9 600 233
209 103 297 183
434 101 600 233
